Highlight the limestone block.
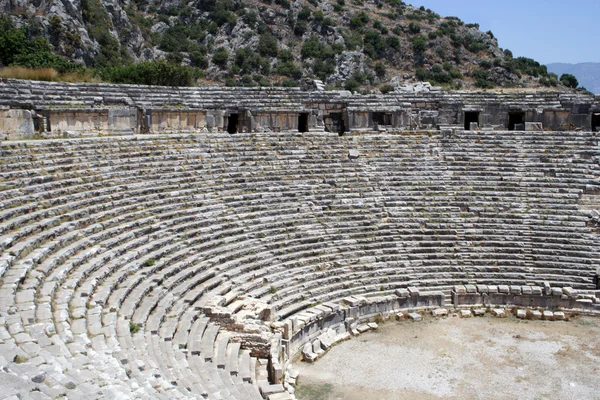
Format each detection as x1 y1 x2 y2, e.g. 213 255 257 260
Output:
530 310 542 320
553 311 566 321
302 343 316 362
542 311 554 320
531 286 543 296
517 309 527 319
407 312 422 321
476 285 489 294
312 340 324 355
562 287 577 298
498 285 510 294
575 299 593 307
431 308 448 317
459 309 472 318
473 308 486 317
525 122 543 131
491 308 506 318
348 150 360 159
454 285 467 294
0 109 35 139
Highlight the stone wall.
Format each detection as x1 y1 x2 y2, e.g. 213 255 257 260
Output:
1 79 600 139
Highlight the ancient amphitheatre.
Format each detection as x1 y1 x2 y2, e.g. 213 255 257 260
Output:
1 78 600 399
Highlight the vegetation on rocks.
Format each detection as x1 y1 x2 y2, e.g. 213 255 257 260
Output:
0 1 580 90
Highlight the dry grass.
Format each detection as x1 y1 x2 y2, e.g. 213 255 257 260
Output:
0 67 100 83
0 67 59 81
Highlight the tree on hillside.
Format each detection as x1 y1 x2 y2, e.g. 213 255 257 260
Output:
560 73 578 89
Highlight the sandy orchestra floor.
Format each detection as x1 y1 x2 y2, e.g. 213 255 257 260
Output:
295 314 600 400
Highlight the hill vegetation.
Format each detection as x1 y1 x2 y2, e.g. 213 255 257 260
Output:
0 0 578 91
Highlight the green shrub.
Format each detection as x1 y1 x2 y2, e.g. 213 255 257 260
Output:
374 61 386 78
294 20 308 36
301 36 322 59
408 22 421 34
363 30 386 59
479 60 492 69
411 35 428 54
280 78 299 87
0 18 82 73
276 60 302 79
257 33 279 58
212 47 229 69
560 73 578 88
343 30 363 50
312 59 335 80
101 61 202 86
129 322 141 334
190 51 209 69
344 77 360 92
298 6 311 21
380 83 394 94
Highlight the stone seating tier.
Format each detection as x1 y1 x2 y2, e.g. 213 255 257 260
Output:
1 131 600 399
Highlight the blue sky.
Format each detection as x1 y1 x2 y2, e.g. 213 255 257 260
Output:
407 0 598 64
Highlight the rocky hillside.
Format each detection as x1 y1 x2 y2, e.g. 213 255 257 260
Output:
0 0 573 90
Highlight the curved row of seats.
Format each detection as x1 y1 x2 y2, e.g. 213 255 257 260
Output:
1 130 599 399
0 78 595 111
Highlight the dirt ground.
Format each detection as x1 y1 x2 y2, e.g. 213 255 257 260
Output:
294 314 600 400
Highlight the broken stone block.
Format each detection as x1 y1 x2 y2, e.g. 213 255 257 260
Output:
302 343 316 362
543 311 554 320
431 308 448 317
459 309 472 318
510 286 522 295
562 287 577 298
530 310 542 320
312 340 324 356
517 309 527 319
525 122 543 131
407 312 422 321
498 285 510 294
348 150 360 159
473 308 486 317
476 285 489 294
454 285 467 294
367 322 378 330
491 308 506 318
465 285 477 294
553 311 566 321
